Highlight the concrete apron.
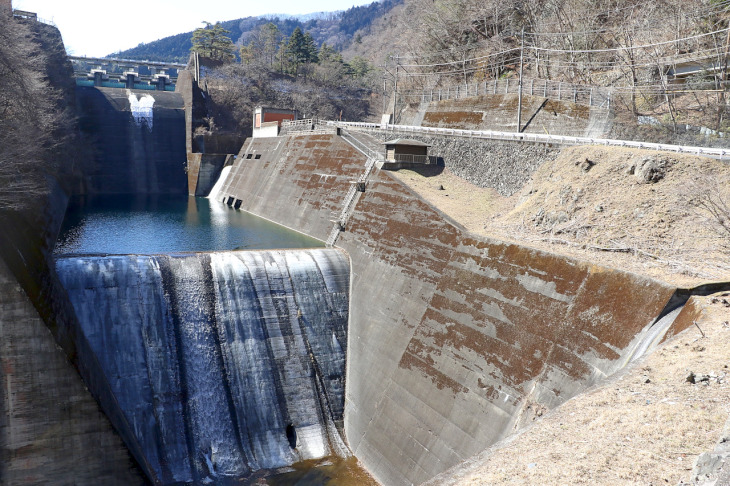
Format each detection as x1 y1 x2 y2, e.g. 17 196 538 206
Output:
215 132 696 486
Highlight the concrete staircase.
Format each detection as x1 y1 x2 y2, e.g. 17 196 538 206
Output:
326 131 382 247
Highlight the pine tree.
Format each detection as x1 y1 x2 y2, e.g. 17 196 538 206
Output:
286 28 320 76
191 22 236 63
286 27 307 75
303 32 319 64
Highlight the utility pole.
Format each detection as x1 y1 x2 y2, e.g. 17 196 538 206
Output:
718 24 730 128
393 56 399 124
517 27 525 133
382 59 387 115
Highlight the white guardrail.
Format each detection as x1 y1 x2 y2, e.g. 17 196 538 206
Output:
329 121 730 160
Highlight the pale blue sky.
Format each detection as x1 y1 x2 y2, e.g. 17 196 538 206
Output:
12 0 376 57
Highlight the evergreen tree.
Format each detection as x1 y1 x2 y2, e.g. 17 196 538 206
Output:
286 27 307 75
348 56 372 78
286 28 320 76
239 43 255 65
191 22 236 62
303 32 319 64
314 43 348 86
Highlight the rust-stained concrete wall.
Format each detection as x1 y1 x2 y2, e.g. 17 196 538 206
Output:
187 153 230 196
402 94 610 138
217 133 678 486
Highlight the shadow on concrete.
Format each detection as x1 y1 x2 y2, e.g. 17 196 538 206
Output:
382 159 445 176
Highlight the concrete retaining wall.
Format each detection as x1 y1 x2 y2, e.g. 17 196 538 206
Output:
0 23 146 484
400 94 611 139
368 129 559 196
217 132 679 485
187 153 230 196
0 258 145 485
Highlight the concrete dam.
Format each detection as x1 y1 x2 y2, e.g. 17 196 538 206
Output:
56 250 350 484
215 132 696 485
2 69 709 485
75 86 187 194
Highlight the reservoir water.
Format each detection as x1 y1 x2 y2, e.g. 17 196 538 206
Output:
54 195 323 255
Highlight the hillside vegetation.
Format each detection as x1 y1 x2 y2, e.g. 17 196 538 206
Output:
365 0 730 140
0 14 78 211
191 20 380 138
113 0 730 142
113 0 402 62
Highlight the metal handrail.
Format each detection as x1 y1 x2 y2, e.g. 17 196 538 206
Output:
330 121 729 159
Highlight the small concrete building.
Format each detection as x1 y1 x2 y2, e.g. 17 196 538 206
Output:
383 138 431 163
252 106 297 138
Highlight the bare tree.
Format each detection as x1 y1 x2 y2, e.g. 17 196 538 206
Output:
0 14 67 211
682 175 730 249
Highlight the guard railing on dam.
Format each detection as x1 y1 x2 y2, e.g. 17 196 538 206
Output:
329 121 730 160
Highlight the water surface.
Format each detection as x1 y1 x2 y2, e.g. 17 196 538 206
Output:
55 195 323 254
263 457 378 486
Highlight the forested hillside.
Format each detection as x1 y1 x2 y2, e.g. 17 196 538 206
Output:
351 0 730 141
113 0 402 62
119 0 730 144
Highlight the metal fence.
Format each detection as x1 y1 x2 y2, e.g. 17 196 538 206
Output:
281 118 318 130
397 77 612 109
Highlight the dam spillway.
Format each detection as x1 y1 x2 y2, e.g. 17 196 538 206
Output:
55 249 350 484
5 62 705 485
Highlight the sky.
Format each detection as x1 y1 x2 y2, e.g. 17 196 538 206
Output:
12 0 376 57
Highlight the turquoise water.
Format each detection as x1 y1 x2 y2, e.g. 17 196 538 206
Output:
54 195 323 255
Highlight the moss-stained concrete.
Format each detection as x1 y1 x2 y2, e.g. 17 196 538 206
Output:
217 132 681 486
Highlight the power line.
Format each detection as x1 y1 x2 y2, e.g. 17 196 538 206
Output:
396 29 729 71
530 27 730 54
394 0 730 62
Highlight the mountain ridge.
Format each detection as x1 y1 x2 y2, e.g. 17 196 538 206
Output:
110 0 402 63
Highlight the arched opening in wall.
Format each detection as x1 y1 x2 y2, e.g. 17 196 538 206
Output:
286 424 297 449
